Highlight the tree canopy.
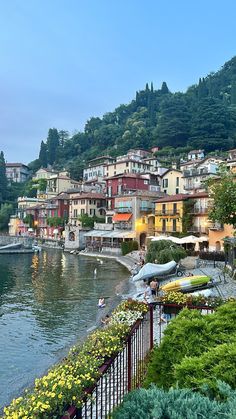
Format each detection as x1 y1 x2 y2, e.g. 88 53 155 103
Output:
207 166 236 228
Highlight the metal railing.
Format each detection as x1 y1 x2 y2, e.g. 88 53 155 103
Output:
155 210 179 216
61 311 151 419
60 302 215 418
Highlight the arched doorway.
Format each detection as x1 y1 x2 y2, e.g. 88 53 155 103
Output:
215 241 221 251
139 232 147 247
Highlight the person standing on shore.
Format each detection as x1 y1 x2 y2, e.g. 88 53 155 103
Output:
150 279 159 298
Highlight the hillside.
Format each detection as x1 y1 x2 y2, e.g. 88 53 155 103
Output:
30 56 236 179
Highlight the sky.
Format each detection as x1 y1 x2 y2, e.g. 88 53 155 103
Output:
0 0 236 164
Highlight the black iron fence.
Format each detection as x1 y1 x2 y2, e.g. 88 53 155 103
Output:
61 303 214 419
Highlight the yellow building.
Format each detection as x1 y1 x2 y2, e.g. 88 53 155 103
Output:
155 194 185 234
69 193 106 225
154 192 210 236
160 169 184 195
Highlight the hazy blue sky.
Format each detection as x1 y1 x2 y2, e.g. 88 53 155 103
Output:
0 0 236 164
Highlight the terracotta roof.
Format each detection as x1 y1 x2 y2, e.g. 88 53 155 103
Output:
6 163 29 168
105 173 147 180
154 192 209 203
188 149 204 154
160 168 182 177
71 193 106 200
105 159 151 167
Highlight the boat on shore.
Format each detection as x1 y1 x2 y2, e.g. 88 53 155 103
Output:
161 275 211 292
0 243 22 250
0 242 35 254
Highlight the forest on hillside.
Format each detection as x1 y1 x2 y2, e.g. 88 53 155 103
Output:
29 56 236 179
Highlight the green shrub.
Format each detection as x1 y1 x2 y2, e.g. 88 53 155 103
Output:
112 384 236 419
145 240 186 263
121 240 139 255
144 303 236 391
175 341 236 395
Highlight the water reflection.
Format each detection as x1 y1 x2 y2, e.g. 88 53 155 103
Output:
0 250 129 409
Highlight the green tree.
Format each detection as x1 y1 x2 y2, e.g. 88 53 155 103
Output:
0 151 7 202
46 128 60 165
38 141 48 167
207 165 236 228
0 203 13 230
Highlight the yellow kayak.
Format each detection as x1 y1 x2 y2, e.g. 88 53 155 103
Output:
161 275 210 292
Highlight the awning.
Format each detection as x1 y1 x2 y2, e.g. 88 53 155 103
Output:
83 230 136 239
112 213 132 222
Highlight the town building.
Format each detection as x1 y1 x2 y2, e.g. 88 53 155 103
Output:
187 149 205 161
182 157 223 193
154 192 210 237
69 193 107 226
160 169 184 195
112 190 161 247
6 163 31 183
46 173 80 198
83 156 115 182
105 159 151 178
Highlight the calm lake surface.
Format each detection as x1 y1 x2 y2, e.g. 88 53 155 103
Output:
0 250 130 409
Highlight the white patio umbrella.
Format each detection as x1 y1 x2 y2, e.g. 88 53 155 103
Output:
151 236 182 244
179 235 198 244
198 236 209 242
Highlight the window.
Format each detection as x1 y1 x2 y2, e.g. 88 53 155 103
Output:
173 203 177 214
162 204 166 214
74 200 78 205
173 219 177 232
73 209 78 217
89 200 92 205
89 209 92 215
81 209 85 215
176 177 179 186
81 199 85 205
176 188 179 194
144 180 148 185
126 162 129 167
162 178 168 188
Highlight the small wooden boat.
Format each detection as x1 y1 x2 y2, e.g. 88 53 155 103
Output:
161 275 210 292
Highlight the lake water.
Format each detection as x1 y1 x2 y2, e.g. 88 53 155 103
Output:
0 250 130 409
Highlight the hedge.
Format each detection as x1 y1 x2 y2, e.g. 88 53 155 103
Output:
112 384 236 419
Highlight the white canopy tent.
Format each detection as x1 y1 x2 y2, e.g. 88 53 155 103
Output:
150 235 209 246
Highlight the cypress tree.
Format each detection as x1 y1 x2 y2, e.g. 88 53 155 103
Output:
46 128 60 165
39 141 48 168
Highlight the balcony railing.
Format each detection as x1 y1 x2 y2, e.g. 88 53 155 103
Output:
190 206 209 214
114 223 132 230
114 207 133 213
156 227 179 233
140 206 154 212
208 222 224 231
155 210 180 216
187 226 209 233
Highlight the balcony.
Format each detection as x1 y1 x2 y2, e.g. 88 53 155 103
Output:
208 222 224 231
140 205 154 212
115 207 133 213
187 226 209 234
183 169 209 177
155 210 180 216
114 223 132 230
155 227 179 233
190 206 209 214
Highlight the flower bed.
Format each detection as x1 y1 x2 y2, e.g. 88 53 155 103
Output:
159 291 236 308
3 299 149 419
